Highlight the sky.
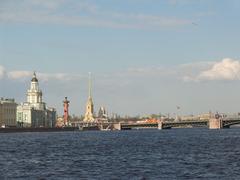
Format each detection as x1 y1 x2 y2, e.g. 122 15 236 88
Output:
0 0 240 117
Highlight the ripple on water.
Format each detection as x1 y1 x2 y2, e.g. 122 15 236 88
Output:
0 129 240 179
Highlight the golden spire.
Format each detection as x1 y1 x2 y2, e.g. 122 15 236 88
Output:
88 72 92 99
84 72 95 122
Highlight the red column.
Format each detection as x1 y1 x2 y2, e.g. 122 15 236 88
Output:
63 97 70 126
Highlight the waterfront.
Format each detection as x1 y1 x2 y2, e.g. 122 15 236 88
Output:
1 129 240 179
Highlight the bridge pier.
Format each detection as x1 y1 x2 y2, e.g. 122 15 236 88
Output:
209 118 223 129
158 121 163 130
113 123 122 130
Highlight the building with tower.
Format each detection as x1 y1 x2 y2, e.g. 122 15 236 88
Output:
96 106 109 123
16 72 56 127
83 73 95 122
98 107 107 119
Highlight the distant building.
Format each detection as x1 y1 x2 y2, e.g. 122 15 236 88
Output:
56 116 64 127
83 73 95 122
0 98 17 127
97 106 109 123
17 72 56 127
198 112 212 120
98 107 107 119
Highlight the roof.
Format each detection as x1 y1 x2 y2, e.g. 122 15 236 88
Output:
31 72 38 82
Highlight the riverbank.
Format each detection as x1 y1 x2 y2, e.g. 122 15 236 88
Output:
0 127 78 133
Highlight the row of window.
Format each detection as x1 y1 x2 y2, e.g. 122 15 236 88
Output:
17 113 28 121
2 109 16 114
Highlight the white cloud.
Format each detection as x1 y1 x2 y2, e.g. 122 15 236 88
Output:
168 0 208 5
109 13 190 28
6 70 85 82
198 58 240 81
2 58 239 84
38 73 84 82
7 71 32 80
0 65 6 79
115 58 240 82
184 58 240 81
2 59 240 116
29 0 67 10
0 0 191 29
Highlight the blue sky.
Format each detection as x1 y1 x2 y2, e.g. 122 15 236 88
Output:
0 0 240 117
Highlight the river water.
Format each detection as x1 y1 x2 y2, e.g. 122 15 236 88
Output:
1 128 240 179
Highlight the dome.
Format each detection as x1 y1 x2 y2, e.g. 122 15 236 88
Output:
31 72 38 82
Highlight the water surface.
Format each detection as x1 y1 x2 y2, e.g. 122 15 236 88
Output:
1 128 240 179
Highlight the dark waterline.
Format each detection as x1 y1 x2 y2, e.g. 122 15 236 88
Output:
1 128 240 179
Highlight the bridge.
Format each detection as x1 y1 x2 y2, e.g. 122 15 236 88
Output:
118 120 208 130
114 118 240 130
220 118 240 128
72 118 240 131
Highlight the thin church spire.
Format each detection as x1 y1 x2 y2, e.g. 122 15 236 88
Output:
88 72 92 99
84 72 95 122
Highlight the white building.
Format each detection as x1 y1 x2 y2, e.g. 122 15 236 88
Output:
97 106 109 123
0 98 17 127
17 72 56 127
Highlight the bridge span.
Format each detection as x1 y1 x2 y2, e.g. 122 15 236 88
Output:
114 118 240 130
72 118 240 131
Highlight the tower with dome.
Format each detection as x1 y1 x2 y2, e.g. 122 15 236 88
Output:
16 72 56 127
